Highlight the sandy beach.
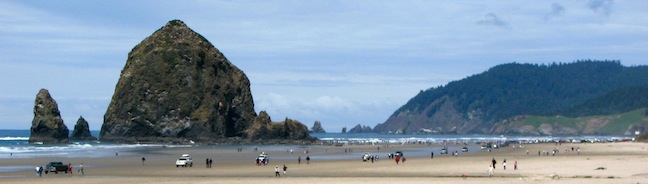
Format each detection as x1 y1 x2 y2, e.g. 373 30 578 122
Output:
2 142 648 184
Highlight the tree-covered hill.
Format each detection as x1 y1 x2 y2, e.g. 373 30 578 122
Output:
375 60 648 135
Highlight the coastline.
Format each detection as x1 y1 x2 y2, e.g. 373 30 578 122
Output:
1 141 648 183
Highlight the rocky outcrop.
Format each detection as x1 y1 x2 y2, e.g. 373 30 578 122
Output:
29 89 68 143
341 127 347 134
100 20 311 143
347 124 373 133
70 116 97 141
245 111 312 142
310 121 326 133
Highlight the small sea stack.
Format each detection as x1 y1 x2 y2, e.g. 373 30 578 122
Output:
70 116 97 141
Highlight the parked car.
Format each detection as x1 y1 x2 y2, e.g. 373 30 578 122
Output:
176 154 193 167
440 147 448 154
45 161 68 174
461 147 469 152
394 151 403 158
256 152 269 165
362 153 372 161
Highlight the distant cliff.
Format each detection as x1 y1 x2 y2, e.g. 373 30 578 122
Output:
375 61 648 135
310 121 326 133
101 20 312 143
347 124 373 133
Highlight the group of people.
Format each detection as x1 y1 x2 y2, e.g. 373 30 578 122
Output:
35 163 84 177
206 158 213 168
488 158 517 177
34 166 43 177
274 165 288 177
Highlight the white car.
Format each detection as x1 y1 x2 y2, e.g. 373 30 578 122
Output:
176 154 193 167
256 153 269 165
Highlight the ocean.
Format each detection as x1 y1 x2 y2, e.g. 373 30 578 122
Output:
0 129 632 159
0 129 634 174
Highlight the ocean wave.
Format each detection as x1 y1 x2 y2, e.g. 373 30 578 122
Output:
0 137 29 141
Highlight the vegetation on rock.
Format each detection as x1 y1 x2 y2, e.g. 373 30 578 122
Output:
376 61 648 135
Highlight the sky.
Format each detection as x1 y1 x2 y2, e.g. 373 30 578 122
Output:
1 0 647 132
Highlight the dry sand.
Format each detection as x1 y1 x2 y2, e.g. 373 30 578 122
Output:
2 142 648 184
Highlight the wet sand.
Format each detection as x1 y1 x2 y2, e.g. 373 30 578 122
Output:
2 142 648 183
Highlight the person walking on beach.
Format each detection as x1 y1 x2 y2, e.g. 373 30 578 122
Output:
298 156 301 164
431 152 434 159
142 157 146 165
514 161 518 170
78 163 84 175
68 163 73 175
209 159 213 168
275 166 280 177
282 164 287 177
491 158 497 169
395 156 400 164
35 166 41 177
306 155 310 164
206 158 210 168
488 165 494 177
503 159 507 170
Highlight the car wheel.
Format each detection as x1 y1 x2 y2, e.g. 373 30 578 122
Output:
45 171 48 174
176 165 179 167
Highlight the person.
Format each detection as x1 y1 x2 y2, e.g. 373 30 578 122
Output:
35 166 41 177
68 163 73 175
78 163 84 175
491 158 497 169
431 152 434 159
306 155 310 164
402 157 406 163
488 165 494 177
209 159 213 168
39 166 43 177
275 166 280 177
282 164 287 177
298 156 301 164
206 158 210 168
577 147 580 155
503 159 507 170
395 156 400 164
142 157 146 165
514 161 518 170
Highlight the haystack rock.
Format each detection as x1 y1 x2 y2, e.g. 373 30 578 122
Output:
70 116 97 141
29 89 68 143
101 20 311 143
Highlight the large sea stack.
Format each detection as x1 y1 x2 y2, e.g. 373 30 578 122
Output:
29 89 69 143
101 20 311 143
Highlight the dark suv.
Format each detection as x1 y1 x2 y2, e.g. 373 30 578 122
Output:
45 162 68 174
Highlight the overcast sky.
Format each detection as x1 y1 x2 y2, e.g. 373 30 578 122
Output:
1 0 646 132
